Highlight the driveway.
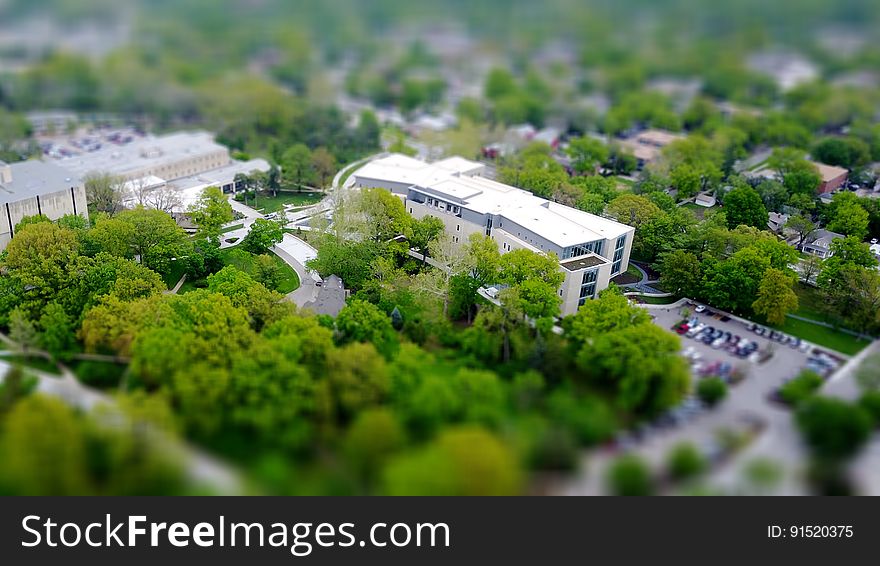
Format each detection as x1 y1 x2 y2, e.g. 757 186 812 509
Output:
272 233 320 307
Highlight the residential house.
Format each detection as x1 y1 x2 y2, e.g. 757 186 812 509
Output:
801 229 845 259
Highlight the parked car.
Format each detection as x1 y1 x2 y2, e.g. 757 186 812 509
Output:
694 304 707 313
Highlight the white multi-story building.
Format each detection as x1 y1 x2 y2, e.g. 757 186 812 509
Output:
0 160 88 250
351 154 635 316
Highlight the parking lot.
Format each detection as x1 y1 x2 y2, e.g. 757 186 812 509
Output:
559 300 850 495
651 304 843 405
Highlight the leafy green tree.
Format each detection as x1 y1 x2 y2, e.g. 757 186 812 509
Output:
464 233 501 286
827 200 869 240
546 389 616 446
409 216 444 266
188 186 233 238
779 370 823 406
768 148 821 196
383 427 522 496
658 250 702 297
576 192 606 215
242 218 283 254
701 248 771 313
604 143 638 175
321 342 390 423
281 143 315 191
37 303 75 360
697 377 727 406
98 207 187 275
752 268 799 325
484 68 517 101
350 187 411 243
567 137 609 175
252 254 282 290
3 222 80 309
343 408 406 486
335 300 398 358
785 214 817 248
812 137 871 169
669 164 702 200
606 194 661 229
310 147 336 191
576 322 689 414
83 172 124 216
821 264 880 335
756 179 789 213
606 455 653 496
565 288 651 339
723 186 768 229
788 193 816 214
307 239 383 292
0 395 184 495
796 397 872 461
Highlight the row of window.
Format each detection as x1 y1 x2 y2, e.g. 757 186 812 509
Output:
611 234 627 275
564 240 603 259
424 196 461 215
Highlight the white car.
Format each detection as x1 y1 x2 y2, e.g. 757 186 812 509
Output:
694 304 707 313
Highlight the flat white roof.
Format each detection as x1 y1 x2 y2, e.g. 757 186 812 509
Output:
52 131 228 178
353 154 633 248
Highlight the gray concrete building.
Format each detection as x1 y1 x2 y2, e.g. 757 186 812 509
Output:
0 160 87 250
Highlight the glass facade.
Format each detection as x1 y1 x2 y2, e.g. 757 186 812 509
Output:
578 269 598 305
563 240 603 259
611 235 626 275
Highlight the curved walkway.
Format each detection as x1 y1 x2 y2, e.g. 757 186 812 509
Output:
617 262 665 294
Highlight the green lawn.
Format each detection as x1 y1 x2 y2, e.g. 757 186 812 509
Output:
218 246 300 294
768 317 870 356
168 246 300 295
163 259 188 290
630 294 678 305
244 191 322 214
793 283 827 321
220 223 244 233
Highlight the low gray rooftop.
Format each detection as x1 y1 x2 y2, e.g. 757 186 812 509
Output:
0 160 81 206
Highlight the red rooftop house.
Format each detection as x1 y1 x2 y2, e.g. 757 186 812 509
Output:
813 162 848 194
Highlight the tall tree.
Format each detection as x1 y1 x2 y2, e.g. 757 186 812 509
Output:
785 214 817 248
567 137 609 175
310 147 336 191
83 172 125 216
281 143 314 193
188 186 233 239
408 216 445 266
752 268 799 325
242 218 283 254
723 186 768 229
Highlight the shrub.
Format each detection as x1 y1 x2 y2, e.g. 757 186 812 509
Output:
779 370 823 406
606 455 654 496
697 377 727 406
666 442 707 481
